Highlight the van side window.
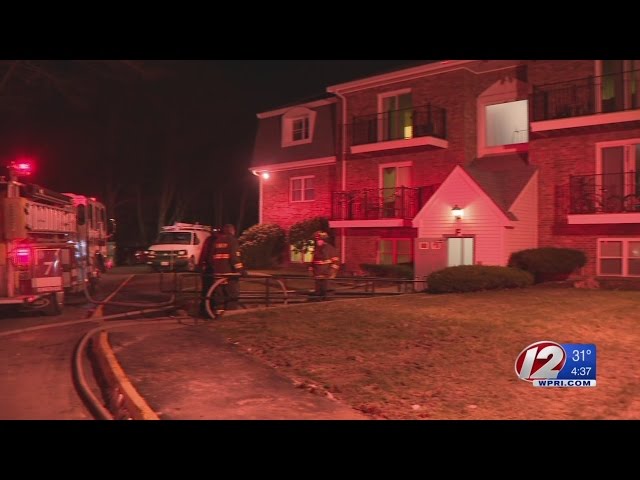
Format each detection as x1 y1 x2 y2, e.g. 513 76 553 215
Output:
77 205 86 225
88 204 94 229
194 235 200 245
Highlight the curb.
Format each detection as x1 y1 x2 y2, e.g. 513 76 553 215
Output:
91 331 159 420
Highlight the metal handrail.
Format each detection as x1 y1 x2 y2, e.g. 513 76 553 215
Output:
531 68 640 121
569 171 640 214
350 103 447 145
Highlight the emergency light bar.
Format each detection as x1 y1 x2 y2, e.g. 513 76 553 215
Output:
8 160 33 177
161 222 213 232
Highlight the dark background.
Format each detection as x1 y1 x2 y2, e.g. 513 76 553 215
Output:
0 60 422 249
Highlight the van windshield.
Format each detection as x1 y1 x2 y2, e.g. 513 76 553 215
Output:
155 232 193 245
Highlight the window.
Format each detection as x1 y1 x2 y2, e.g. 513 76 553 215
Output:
485 100 529 146
380 162 412 218
282 107 317 147
292 117 309 142
290 242 314 263
596 140 640 208
598 238 640 276
598 60 640 112
379 90 413 141
290 176 315 202
378 239 413 265
155 232 192 245
477 78 529 157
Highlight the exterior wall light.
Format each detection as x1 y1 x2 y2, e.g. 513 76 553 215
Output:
261 172 270 180
452 205 463 220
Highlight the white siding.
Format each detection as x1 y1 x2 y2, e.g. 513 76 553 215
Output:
414 167 508 267
504 171 539 264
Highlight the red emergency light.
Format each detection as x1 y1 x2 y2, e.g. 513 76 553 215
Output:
13 248 31 267
8 159 34 177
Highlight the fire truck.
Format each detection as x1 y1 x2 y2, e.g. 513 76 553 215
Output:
62 192 110 274
0 162 107 316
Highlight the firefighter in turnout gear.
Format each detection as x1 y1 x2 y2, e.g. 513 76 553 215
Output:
309 231 340 300
211 224 245 316
198 234 216 318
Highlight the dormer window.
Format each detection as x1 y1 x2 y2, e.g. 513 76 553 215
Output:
292 116 309 142
282 107 317 147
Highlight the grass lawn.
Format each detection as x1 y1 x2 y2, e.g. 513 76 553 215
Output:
213 287 640 420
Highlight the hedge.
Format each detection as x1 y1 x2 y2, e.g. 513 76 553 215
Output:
360 263 414 279
508 247 586 283
427 265 534 293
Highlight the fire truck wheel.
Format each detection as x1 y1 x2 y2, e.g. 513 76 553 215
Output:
43 292 64 316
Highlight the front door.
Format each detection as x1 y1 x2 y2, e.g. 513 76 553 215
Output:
447 237 474 267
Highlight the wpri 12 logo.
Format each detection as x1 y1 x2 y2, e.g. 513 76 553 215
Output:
515 341 597 387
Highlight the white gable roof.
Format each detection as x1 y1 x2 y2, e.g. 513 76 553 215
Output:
413 165 512 228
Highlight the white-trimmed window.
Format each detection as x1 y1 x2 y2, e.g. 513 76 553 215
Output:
378 239 413 265
485 100 529 146
598 238 640 276
379 162 412 218
378 89 413 141
596 139 640 203
596 60 640 112
282 107 317 147
477 78 529 157
292 117 309 142
290 176 315 202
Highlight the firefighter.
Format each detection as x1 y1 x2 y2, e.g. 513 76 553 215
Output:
309 231 340 301
198 233 216 318
211 224 245 317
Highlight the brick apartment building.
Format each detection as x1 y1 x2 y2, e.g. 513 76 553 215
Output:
251 60 640 282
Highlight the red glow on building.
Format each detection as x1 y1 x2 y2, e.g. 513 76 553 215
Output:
8 159 34 177
13 248 31 266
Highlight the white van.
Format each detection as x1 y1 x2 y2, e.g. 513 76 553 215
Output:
146 222 213 272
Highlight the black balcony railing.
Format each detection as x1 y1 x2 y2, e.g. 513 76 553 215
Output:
350 104 447 147
531 69 640 122
331 185 440 220
569 172 640 214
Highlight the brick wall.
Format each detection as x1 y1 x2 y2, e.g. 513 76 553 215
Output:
530 124 640 275
343 227 417 272
261 164 336 231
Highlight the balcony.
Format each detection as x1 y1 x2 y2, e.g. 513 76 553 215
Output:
567 172 640 224
531 69 640 132
349 104 448 154
330 185 439 227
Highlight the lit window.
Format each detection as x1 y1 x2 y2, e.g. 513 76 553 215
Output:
477 78 529 157
379 91 413 141
486 100 529 147
291 176 315 202
290 243 314 263
598 238 640 276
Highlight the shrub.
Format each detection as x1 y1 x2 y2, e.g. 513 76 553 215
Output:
508 247 587 283
289 216 332 255
238 223 286 269
360 263 414 279
427 265 534 293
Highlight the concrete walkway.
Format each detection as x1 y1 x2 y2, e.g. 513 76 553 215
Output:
106 321 367 420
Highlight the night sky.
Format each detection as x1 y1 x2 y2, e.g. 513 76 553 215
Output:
0 60 423 247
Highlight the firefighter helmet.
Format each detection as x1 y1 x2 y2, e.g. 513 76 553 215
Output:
313 231 329 240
